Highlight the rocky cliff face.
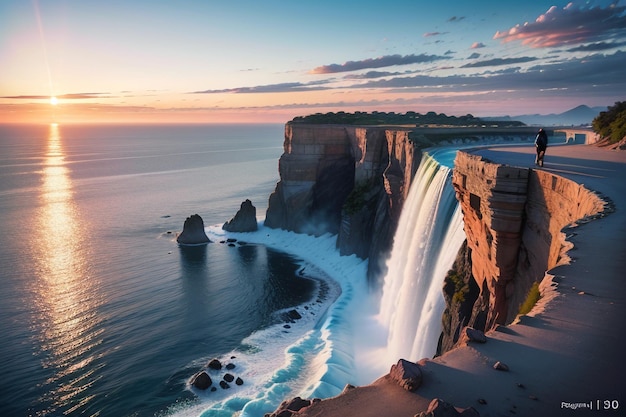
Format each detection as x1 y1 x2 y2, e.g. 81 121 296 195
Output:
263 123 606 358
264 124 541 285
265 123 421 284
264 124 357 235
439 151 606 354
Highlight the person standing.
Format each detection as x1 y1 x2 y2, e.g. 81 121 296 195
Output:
535 128 548 167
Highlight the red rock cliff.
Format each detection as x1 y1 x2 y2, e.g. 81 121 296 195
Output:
448 151 606 334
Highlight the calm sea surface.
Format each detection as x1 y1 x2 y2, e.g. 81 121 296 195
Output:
0 124 318 417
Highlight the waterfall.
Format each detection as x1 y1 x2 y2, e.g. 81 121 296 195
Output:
378 151 465 363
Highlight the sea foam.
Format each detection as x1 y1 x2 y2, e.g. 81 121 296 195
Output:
165 225 369 417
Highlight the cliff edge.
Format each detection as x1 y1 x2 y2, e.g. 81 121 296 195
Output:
264 123 421 283
264 123 539 284
439 150 607 353
270 143 625 417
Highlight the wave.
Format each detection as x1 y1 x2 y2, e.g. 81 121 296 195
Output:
165 226 368 417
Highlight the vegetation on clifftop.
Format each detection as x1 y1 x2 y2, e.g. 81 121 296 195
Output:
592 101 626 144
290 111 525 127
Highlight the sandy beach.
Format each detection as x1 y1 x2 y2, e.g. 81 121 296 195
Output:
293 143 626 417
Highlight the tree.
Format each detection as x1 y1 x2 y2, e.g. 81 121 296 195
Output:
592 101 626 144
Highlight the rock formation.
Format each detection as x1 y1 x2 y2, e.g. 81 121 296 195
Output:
263 127 611 416
439 151 606 353
389 358 423 392
265 124 423 284
416 399 479 417
265 123 540 285
265 396 314 417
176 214 210 245
191 371 212 390
222 199 258 232
189 357 246 393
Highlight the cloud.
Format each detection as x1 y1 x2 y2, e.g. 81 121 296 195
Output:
461 56 538 68
448 16 465 22
424 32 447 37
494 2 626 48
344 70 418 80
471 42 486 49
2 93 111 100
346 50 626 95
187 50 625 104
468 52 481 59
191 81 330 94
309 53 447 74
567 40 626 52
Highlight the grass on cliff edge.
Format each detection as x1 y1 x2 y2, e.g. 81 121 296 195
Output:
518 281 541 316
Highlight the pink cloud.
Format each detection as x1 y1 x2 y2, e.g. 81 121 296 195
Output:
493 2 626 48
424 31 447 37
471 42 486 49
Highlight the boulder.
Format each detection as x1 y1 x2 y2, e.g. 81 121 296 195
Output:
191 371 212 390
177 214 210 245
416 398 480 417
284 397 311 411
493 361 509 371
223 373 234 383
389 359 422 392
459 327 487 345
207 358 222 370
235 377 244 386
222 199 258 232
286 309 302 320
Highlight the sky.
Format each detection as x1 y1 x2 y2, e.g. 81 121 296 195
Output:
1 0 625 124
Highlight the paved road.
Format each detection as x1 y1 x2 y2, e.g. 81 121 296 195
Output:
473 143 626 200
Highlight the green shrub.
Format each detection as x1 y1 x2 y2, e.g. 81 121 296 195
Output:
518 281 541 315
592 101 626 144
343 180 373 215
445 271 469 304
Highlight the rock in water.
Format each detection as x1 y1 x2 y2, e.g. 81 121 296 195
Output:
191 371 212 390
222 199 258 232
177 214 210 245
207 358 222 370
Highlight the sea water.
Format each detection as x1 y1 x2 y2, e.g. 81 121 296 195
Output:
0 123 346 417
1 124 463 417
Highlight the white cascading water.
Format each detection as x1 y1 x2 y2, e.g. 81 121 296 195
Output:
378 151 466 363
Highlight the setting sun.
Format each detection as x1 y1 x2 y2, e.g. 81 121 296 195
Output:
50 96 58 106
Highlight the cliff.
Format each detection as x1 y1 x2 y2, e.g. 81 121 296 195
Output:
265 123 422 283
439 151 606 353
264 137 621 417
264 124 541 284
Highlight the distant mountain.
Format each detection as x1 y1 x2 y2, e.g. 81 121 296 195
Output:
483 105 607 126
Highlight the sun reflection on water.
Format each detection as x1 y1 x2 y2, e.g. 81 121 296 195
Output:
32 123 104 416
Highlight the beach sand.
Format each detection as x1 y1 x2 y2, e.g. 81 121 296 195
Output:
295 144 626 417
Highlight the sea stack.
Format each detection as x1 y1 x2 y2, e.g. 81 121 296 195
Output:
222 199 258 232
177 214 210 245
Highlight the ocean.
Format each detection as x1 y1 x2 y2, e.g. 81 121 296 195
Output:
0 123 345 417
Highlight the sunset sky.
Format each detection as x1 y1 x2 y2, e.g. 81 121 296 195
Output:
1 0 625 124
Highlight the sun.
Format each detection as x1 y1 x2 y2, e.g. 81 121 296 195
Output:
50 96 58 106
